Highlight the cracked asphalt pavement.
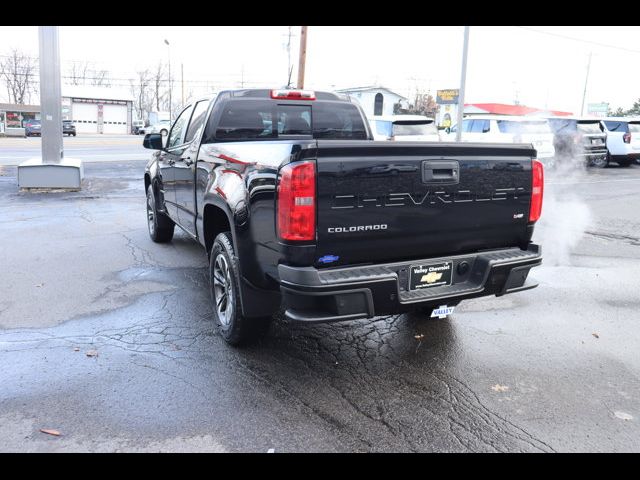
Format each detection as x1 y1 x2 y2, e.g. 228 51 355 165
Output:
1 156 639 452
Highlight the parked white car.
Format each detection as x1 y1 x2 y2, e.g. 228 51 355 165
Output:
445 115 556 167
141 119 171 136
599 117 640 167
369 115 441 142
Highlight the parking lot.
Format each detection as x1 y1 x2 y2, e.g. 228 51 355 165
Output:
1 138 640 452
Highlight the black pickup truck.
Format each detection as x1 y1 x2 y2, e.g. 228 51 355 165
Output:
143 89 543 345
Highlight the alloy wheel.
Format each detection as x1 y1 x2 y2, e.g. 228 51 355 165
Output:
213 254 234 327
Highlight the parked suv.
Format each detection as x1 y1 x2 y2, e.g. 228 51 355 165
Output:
369 115 441 142
546 116 607 167
599 117 640 167
446 115 556 168
132 120 145 135
63 120 77 137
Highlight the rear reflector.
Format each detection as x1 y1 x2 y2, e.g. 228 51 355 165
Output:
529 159 544 222
277 161 316 241
271 89 316 100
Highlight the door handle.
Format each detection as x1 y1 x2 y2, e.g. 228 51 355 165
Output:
422 160 460 185
184 157 194 166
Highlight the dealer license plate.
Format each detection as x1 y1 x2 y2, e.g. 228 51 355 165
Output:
409 261 453 290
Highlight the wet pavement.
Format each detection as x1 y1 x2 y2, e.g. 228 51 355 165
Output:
1 159 639 452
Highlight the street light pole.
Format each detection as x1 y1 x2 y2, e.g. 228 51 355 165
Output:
455 26 470 142
164 39 172 122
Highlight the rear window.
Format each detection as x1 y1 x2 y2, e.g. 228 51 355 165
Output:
497 120 551 134
547 119 575 133
392 120 438 136
576 121 602 134
628 122 640 133
207 99 367 142
603 121 629 133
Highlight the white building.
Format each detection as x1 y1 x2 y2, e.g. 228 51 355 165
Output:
61 86 134 134
335 86 408 118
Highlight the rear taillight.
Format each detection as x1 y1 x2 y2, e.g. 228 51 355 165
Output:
277 161 316 241
529 159 544 223
271 89 316 100
624 132 631 144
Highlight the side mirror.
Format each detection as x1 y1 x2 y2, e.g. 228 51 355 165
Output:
445 127 451 134
143 133 164 150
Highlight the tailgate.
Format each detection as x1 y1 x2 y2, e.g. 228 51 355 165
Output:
315 141 535 267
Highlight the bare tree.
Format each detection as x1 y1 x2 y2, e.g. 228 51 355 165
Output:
130 69 153 123
67 61 90 86
151 62 168 111
91 69 111 87
67 62 111 87
0 49 38 104
408 92 439 117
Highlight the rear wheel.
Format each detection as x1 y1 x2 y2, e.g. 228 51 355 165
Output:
210 232 271 346
146 184 174 243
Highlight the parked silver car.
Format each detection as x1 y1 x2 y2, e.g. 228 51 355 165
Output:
141 119 171 136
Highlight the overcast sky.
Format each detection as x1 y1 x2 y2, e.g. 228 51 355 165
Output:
2 26 639 114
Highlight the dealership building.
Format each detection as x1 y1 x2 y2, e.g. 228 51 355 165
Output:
0 86 134 136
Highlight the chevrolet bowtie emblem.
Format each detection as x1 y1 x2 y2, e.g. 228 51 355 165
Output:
421 272 443 284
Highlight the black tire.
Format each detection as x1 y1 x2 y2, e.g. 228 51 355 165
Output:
209 232 271 346
146 184 174 243
617 158 632 167
590 153 609 168
73 133 76 137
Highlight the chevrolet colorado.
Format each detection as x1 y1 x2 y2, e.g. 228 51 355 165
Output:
143 89 543 345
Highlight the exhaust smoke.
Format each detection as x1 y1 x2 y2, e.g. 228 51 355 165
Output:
532 147 594 266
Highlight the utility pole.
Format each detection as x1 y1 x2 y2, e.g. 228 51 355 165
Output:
297 26 308 89
286 26 293 87
18 26 83 189
164 39 172 121
181 63 184 106
580 52 592 116
455 26 470 142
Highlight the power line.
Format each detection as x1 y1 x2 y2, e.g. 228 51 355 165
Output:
513 26 640 54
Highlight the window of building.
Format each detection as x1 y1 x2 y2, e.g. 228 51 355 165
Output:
374 93 384 116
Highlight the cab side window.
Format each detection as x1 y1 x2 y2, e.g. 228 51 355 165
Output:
184 100 210 144
470 120 490 133
167 105 194 149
